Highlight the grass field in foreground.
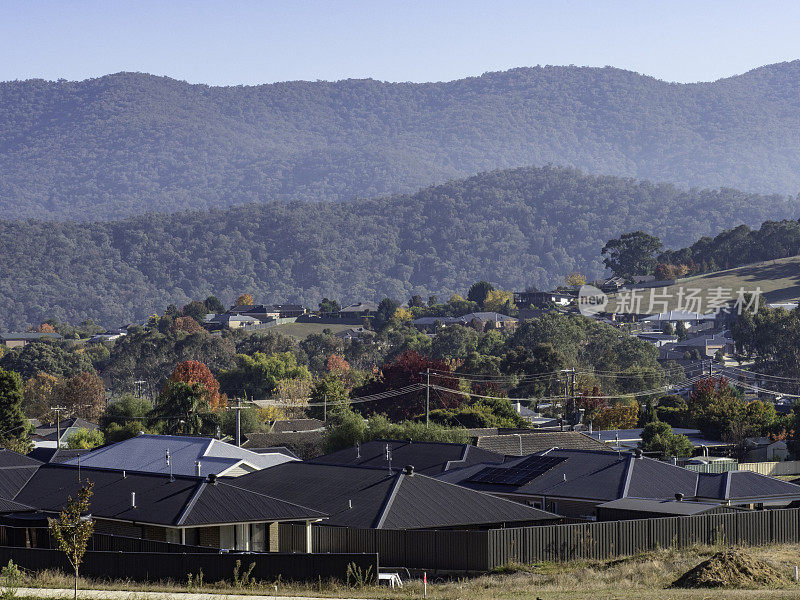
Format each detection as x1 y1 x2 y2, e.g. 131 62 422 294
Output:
15 544 800 600
267 322 357 340
606 255 800 313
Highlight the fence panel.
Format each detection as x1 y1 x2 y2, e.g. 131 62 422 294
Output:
0 547 377 583
739 461 800 476
770 509 798 544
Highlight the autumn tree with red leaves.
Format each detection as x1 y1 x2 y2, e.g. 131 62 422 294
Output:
169 360 226 410
355 350 462 421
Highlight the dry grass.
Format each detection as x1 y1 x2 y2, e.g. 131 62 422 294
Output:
605 255 800 313
10 544 800 600
268 322 357 340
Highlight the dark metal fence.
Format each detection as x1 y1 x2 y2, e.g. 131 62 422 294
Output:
282 507 800 572
0 526 215 553
0 547 378 583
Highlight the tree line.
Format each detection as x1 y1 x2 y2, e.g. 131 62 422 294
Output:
2 165 796 330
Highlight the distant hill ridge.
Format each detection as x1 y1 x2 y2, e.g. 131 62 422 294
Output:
3 61 800 219
0 165 796 330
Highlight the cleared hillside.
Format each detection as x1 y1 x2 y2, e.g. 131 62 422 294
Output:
608 256 800 313
4 62 800 219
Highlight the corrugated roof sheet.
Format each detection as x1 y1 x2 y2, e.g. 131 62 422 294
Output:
475 431 611 455
63 434 296 476
311 439 504 475
233 462 557 529
15 464 323 526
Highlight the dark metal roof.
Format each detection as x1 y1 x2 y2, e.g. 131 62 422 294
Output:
14 464 324 527
695 471 800 500
310 439 505 476
596 497 727 516
0 450 42 468
444 449 697 502
475 432 611 455
232 462 557 530
0 497 35 514
0 451 41 500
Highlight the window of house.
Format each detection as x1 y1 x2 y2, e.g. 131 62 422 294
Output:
235 523 250 551
219 525 235 550
250 523 266 552
165 528 180 544
184 528 200 546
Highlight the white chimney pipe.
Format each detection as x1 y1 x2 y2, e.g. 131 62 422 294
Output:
131 492 136 509
195 461 201 477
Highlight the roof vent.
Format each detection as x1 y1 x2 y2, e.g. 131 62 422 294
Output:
563 473 567 482
404 465 415 476
195 461 201 477
130 492 136 509
208 473 218 486
122 470 126 479
675 493 684 502
348 499 353 509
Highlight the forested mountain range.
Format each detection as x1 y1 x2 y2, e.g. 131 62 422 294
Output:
1 166 796 330
3 62 800 220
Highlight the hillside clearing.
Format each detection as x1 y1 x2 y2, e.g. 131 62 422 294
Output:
267 322 357 340
607 255 800 313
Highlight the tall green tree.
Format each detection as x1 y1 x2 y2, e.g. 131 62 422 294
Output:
601 231 663 278
0 368 29 447
152 381 213 435
467 281 495 307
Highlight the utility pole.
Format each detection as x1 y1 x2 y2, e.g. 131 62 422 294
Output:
425 368 430 428
323 393 327 423
50 406 67 448
227 398 245 447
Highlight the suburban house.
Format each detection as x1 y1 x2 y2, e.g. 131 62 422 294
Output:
210 314 262 329
587 428 732 454
228 304 307 320
267 419 325 434
635 331 679 347
333 327 375 342
31 417 99 448
310 439 505 476
61 434 297 477
338 302 379 318
0 332 62 348
412 312 518 331
662 331 735 359
437 448 800 518
514 291 573 307
10 464 325 551
641 310 717 329
231 461 560 529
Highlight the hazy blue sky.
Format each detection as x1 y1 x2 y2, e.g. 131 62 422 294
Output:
2 0 799 85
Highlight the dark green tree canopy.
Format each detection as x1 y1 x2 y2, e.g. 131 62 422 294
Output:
601 231 663 278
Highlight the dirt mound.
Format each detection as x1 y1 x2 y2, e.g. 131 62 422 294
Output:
671 549 786 588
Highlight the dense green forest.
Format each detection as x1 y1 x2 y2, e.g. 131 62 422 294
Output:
0 166 796 330
4 63 800 219
657 219 800 276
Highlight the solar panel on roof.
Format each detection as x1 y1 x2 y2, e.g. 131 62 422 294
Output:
466 456 565 486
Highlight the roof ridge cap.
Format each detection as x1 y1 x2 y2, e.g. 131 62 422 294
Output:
374 472 404 529
176 481 207 526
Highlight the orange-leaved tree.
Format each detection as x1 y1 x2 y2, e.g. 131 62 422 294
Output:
236 293 254 306
169 360 226 410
